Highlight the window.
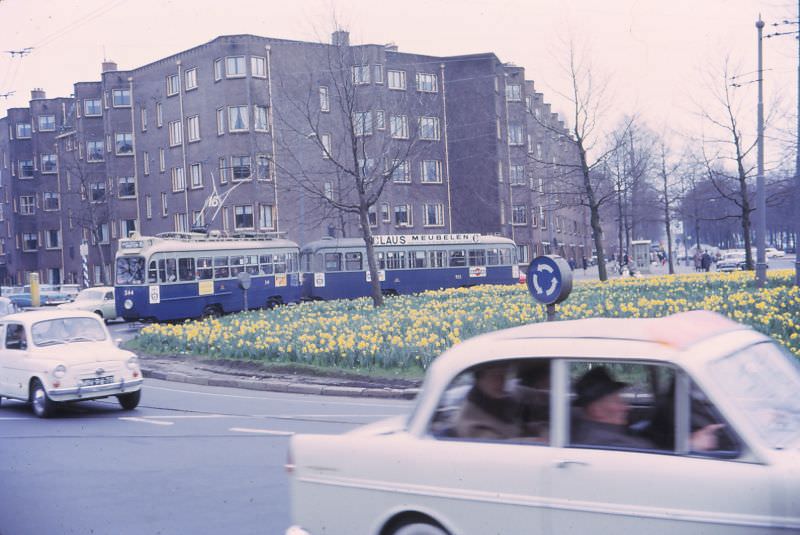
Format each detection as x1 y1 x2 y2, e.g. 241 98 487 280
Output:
509 124 524 146
512 204 527 225
159 148 165 172
421 160 442 183
214 58 223 81
15 123 31 138
216 108 225 135
168 120 183 146
390 115 409 139
19 196 35 215
416 73 437 93
22 233 38 251
498 161 504 182
118 176 136 197
156 102 163 127
387 70 406 90
374 64 384 84
145 194 152 219
87 141 104 162
228 105 249 132
367 205 377 227
352 65 370 85
218 157 228 183
18 159 33 178
449 250 466 267
171 167 186 192
186 115 200 142
505 83 522 101
226 56 246 78
254 105 268 131
319 86 330 112
115 133 133 155
353 111 372 137
375 110 385 130
84 99 102 116
234 205 254 229
112 89 131 107
184 67 198 90
380 202 390 223
41 154 57 173
45 229 61 249
394 204 412 227
424 203 444 227
531 207 538 227
43 192 60 211
91 182 106 202
190 163 203 188
251 56 266 78
258 204 274 230
418 116 440 140
141 107 148 131
161 193 168 217
468 249 486 266
173 213 187 233
232 155 251 180
256 155 270 180
191 210 204 228
38 115 55 131
320 133 332 158
516 244 529 264
357 158 375 178
391 160 410 183
540 206 547 229
510 164 525 185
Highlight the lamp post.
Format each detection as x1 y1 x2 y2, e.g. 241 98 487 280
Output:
755 17 768 287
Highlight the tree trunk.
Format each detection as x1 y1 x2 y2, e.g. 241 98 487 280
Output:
358 205 383 307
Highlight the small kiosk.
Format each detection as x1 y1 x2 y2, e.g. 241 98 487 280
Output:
631 240 652 274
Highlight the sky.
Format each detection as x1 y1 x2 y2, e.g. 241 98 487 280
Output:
0 0 797 160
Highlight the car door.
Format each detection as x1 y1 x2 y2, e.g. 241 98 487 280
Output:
102 290 116 319
545 359 778 535
0 323 29 399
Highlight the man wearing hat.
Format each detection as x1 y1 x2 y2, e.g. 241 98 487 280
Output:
572 366 655 449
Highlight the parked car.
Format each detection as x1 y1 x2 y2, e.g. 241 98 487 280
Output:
0 309 142 417
716 252 747 272
58 284 81 300
286 311 800 535
766 247 786 258
57 286 117 321
0 297 19 317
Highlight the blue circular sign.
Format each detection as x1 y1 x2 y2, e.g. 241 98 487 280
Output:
526 255 573 305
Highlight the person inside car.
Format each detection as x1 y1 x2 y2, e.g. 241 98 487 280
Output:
455 361 524 440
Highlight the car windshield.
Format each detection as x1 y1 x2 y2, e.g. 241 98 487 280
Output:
116 256 145 285
709 341 800 448
31 317 107 346
75 290 104 302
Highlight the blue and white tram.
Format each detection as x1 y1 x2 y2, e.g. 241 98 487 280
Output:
114 232 301 322
300 234 519 300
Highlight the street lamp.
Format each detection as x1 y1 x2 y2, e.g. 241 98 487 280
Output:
755 17 768 287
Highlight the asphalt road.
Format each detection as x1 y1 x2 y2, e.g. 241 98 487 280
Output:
0 378 413 535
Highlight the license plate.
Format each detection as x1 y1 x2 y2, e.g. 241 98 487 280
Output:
81 375 114 386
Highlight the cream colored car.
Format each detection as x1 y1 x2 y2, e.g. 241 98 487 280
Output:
57 286 117 321
0 309 142 417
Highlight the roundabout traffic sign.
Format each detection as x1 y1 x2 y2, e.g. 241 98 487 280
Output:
526 255 573 307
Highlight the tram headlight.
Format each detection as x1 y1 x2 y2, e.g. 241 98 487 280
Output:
124 299 134 310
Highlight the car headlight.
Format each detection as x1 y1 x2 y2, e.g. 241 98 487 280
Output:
126 355 139 370
53 364 67 378
123 298 134 310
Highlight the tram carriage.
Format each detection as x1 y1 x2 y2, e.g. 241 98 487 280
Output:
300 233 520 301
114 232 301 322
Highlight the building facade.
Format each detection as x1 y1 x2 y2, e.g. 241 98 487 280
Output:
0 33 592 286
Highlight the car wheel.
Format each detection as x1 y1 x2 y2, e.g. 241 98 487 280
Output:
201 305 222 319
31 379 57 418
265 296 283 309
392 523 448 535
117 389 141 410
94 309 104 319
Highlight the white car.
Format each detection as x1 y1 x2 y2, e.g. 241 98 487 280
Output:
766 247 786 258
57 286 117 321
0 309 142 417
286 311 800 535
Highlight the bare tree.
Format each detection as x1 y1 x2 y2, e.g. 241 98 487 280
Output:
653 143 683 274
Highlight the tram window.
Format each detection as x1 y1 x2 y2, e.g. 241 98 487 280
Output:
178 258 195 281
197 257 213 280
449 250 466 267
230 256 245 276
487 248 500 266
288 252 299 273
411 250 426 269
274 254 287 274
386 251 406 269
325 253 342 272
259 254 274 274
159 258 177 283
468 249 486 266
428 250 446 268
245 255 260 275
345 252 362 271
214 256 230 279
301 253 312 272
147 260 158 283
499 248 513 265
377 252 386 270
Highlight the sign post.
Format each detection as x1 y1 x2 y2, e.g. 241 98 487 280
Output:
237 272 252 312
79 241 89 289
526 255 573 321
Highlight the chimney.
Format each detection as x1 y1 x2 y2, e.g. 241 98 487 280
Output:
102 61 118 73
384 43 398 52
331 30 349 47
30 88 46 100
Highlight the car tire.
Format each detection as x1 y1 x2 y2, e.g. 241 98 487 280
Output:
201 305 222 319
117 389 141 410
392 523 448 535
31 379 57 418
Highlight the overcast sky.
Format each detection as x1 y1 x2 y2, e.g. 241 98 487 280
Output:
1 0 797 158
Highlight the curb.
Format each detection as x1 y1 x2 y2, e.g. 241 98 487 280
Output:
141 368 419 400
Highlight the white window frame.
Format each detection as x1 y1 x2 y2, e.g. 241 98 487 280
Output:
117 176 136 198
416 73 438 93
420 160 442 183
423 203 445 227
390 115 409 139
45 229 61 250
184 67 198 91
171 167 186 192
190 163 203 188
387 70 406 90
319 86 330 112
168 120 183 146
161 193 168 217
418 116 440 141
393 203 413 227
512 204 528 225
228 105 249 132
258 204 275 230
166 74 180 97
225 56 246 78
112 88 131 107
253 105 268 132
19 195 35 215
40 154 57 174
508 124 524 146
156 102 163 127
374 64 384 84
352 65 370 85
234 204 254 230
115 133 134 155
38 115 55 132
320 133 332 159
251 56 266 78
84 99 102 117
186 115 200 142
87 141 104 162
505 83 522 102
43 191 60 211
214 58 224 81
159 148 165 173
391 160 410 183
353 111 372 137
216 107 225 135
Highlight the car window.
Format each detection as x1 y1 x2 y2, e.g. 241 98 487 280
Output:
428 358 550 444
31 318 107 345
5 324 26 350
104 291 114 301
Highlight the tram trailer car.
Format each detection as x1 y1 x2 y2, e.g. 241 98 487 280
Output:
300 234 520 301
114 233 301 322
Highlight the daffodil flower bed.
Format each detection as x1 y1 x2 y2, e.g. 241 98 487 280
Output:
133 269 800 370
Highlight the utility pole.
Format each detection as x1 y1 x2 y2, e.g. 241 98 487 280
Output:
755 17 768 287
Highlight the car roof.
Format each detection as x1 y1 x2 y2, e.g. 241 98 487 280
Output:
1 309 103 324
80 286 113 292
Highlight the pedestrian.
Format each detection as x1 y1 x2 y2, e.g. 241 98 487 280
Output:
694 251 702 272
581 256 588 273
568 258 576 270
701 250 711 272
